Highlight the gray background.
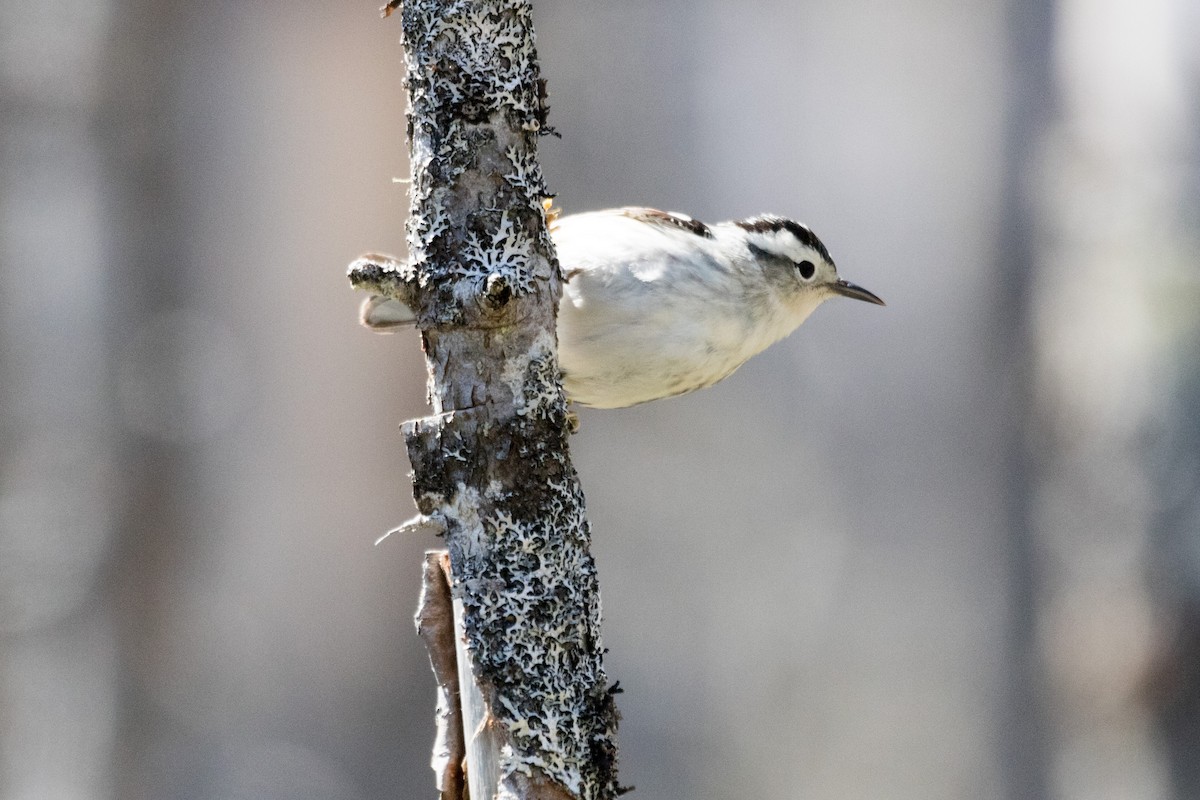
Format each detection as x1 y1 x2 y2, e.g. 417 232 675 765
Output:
3 1 1199 798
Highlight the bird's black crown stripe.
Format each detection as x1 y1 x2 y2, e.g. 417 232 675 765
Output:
734 215 833 264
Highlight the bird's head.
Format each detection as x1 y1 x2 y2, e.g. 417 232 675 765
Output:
733 216 885 310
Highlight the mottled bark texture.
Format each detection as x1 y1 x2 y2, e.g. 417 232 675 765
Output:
349 2 620 799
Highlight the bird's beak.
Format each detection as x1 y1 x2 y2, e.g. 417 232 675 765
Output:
831 279 885 306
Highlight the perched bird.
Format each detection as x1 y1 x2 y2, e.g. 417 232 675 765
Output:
358 207 883 409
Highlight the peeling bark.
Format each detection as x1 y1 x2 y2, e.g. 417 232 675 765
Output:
416 552 466 800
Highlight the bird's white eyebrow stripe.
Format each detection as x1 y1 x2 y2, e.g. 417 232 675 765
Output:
732 216 834 265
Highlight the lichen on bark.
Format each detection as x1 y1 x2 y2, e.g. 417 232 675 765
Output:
350 1 620 798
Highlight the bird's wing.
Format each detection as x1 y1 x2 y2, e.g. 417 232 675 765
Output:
615 207 714 240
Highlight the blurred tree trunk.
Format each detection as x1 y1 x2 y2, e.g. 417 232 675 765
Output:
1012 1 1200 798
1153 354 1200 797
0 2 123 796
994 1 1056 798
95 2 198 796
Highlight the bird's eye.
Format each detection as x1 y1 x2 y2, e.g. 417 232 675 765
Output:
797 260 816 280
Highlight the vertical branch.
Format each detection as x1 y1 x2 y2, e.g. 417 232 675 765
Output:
352 2 620 799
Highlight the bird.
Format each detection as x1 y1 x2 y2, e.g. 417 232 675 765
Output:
356 207 884 409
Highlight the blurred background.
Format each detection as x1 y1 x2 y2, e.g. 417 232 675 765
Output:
2 1 1199 798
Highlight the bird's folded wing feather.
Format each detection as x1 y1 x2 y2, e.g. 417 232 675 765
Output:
616 207 714 239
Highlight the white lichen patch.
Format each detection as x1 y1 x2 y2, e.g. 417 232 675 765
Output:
441 484 486 558
400 0 549 266
501 329 562 418
459 213 536 289
504 145 550 204
447 465 609 800
403 0 544 130
433 6 540 118
408 203 452 268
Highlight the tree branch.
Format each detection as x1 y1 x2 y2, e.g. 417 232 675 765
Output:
352 2 621 798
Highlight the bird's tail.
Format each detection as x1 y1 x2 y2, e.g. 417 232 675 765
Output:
359 295 416 331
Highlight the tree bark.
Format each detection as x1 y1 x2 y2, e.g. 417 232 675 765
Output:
350 2 620 799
